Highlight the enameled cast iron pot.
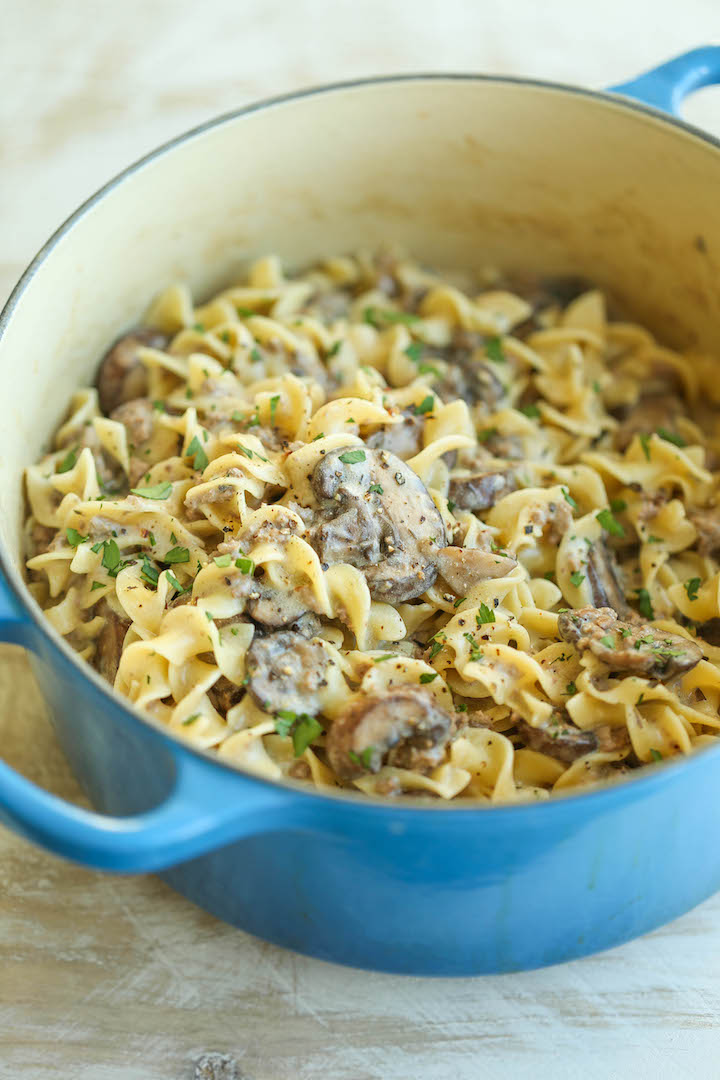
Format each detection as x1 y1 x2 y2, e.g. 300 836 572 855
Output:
2 49 720 976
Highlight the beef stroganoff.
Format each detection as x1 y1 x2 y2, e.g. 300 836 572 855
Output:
24 253 720 801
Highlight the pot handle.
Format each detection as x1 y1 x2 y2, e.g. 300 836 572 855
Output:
610 46 720 114
0 582 298 872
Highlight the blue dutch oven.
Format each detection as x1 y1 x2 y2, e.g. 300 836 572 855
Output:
1 49 720 975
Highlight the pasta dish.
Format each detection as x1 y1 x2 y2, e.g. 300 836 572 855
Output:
23 252 720 801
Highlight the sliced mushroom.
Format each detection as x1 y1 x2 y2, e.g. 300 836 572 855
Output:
93 602 130 685
97 329 169 414
514 713 598 763
697 618 720 647
434 330 505 408
690 508 720 556
110 397 155 450
326 687 453 780
365 411 424 459
529 498 573 545
448 469 517 512
309 446 446 604
557 606 702 681
208 676 244 716
613 395 683 452
246 629 331 716
436 546 517 595
586 540 629 615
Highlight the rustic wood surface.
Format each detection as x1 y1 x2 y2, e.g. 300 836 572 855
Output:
3 2 720 1076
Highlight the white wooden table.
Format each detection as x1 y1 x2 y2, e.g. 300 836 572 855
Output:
2 2 720 1075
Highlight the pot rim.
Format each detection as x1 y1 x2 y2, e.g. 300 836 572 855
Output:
4 70 720 817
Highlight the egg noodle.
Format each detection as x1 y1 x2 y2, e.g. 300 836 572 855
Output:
23 252 720 802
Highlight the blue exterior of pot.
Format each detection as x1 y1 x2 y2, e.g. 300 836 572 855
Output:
2 47 720 976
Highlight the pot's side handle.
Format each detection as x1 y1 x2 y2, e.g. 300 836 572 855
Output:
610 46 720 115
0 581 298 872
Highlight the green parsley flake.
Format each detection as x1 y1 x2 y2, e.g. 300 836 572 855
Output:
90 581 105 591
250 346 263 364
454 596 466 609
131 481 173 500
57 448 78 474
163 546 189 564
476 603 495 626
152 400 166 412
182 714 201 726
599 634 615 648
372 654 395 663
369 483 383 494
235 556 255 574
292 715 323 757
185 435 209 471
348 746 376 769
338 449 366 465
564 681 577 696
363 306 419 328
165 570 186 593
419 672 439 684
238 445 254 459
635 587 654 619
101 539 121 574
326 340 342 358
639 433 652 461
269 394 280 424
477 427 498 444
650 748 663 762
404 342 423 363
192 322 205 332
656 427 686 448
563 488 578 510
570 571 585 587
596 508 625 537
427 634 446 660
519 403 541 418
463 632 483 662
66 528 88 547
413 395 435 416
214 554 232 568
609 498 627 514
685 577 701 602
485 336 505 364
140 557 159 588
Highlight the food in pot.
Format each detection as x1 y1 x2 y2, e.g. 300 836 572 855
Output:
24 251 720 801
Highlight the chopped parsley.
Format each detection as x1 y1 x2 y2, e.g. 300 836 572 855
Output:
369 483 383 495
650 748 663 762
185 435 209 471
214 554 232 568
476 603 495 626
131 481 173 500
66 528 88 547
454 595 466 609
413 395 435 416
596 508 625 537
269 394 280 424
163 546 189 564
235 556 255 574
165 571 186 593
192 322 205 332
274 710 323 756
477 427 498 443
100 539 121 575
182 714 201 726
148 532 156 547
326 340 342 358
427 632 446 660
485 336 505 363
635 587 654 619
519 403 541 418
685 577 701 602
372 654 395 663
656 427 686 448
90 581 106 591
338 449 366 465
236 306 255 317
419 671 439 683
463 632 483 662
599 634 615 648
570 571 585 587
348 746 376 769
404 342 423 363
609 498 627 514
447 499 456 514
564 681 578 696
237 445 254 459
56 448 78 474
140 557 159 588
562 488 578 510
152 400 166 412
639 433 651 461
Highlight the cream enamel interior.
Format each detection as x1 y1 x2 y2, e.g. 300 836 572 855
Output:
4 76 720 576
